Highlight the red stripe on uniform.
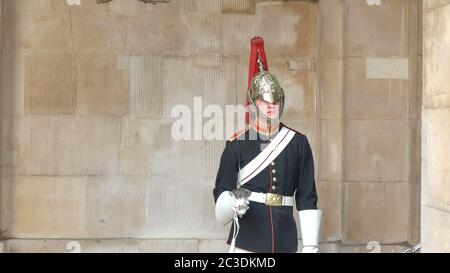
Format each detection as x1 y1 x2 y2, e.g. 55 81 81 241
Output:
269 143 275 253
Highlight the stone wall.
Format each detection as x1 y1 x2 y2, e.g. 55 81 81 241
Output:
421 0 450 253
0 0 424 253
317 0 422 251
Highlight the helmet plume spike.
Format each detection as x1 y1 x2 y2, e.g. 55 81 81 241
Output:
257 50 266 72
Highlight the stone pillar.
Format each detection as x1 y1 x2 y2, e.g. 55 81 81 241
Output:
340 0 421 250
317 0 344 246
421 0 450 253
317 0 422 252
0 0 5 249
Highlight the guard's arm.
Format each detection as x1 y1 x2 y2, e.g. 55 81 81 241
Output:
213 141 249 225
295 136 321 253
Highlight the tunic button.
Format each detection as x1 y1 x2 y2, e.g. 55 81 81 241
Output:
272 169 276 174
272 177 277 182
271 161 275 166
272 185 277 191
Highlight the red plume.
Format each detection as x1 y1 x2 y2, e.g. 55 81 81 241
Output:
246 36 269 125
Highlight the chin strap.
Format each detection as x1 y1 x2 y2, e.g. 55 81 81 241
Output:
299 209 322 253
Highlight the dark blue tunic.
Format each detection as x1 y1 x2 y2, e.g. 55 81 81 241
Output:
213 123 318 253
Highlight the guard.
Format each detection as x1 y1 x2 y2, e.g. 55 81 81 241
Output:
213 36 322 253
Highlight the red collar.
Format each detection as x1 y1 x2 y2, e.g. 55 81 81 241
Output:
252 121 280 136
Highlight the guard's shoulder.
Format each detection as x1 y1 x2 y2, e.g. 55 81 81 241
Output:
228 126 250 142
281 122 304 136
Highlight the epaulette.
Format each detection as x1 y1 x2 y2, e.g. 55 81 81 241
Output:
281 122 304 136
228 126 250 142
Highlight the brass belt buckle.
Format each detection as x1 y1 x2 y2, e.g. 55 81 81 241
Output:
265 193 282 207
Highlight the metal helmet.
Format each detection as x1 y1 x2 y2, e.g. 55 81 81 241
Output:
247 54 285 119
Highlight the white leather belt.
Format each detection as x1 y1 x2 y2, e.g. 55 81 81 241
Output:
248 192 294 207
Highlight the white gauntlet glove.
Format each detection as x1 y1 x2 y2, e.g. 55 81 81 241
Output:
215 189 250 225
299 209 322 253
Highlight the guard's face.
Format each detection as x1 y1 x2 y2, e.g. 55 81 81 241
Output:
255 98 280 120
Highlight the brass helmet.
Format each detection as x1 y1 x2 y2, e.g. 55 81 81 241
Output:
247 55 285 119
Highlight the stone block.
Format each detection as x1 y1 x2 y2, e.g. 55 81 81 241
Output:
421 108 450 211
24 54 76 114
319 120 342 181
76 54 129 115
421 205 450 253
423 0 450 13
319 0 344 58
162 56 236 119
345 57 407 120
71 14 126 55
3 0 51 16
423 3 450 108
2 239 199 253
1 176 88 238
317 181 342 241
345 0 408 57
366 58 409 80
85 177 225 239
221 14 256 56
221 0 256 15
125 1 203 55
2 13 71 53
343 182 410 244
1 51 25 115
344 120 407 182
16 116 121 176
255 1 316 58
120 118 209 179
0 116 18 177
199 239 229 253
319 58 343 119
